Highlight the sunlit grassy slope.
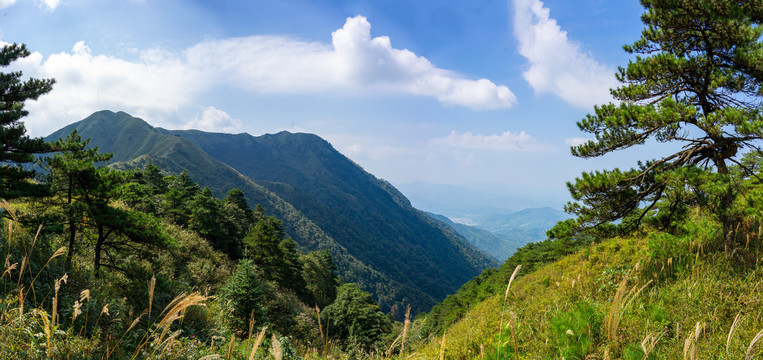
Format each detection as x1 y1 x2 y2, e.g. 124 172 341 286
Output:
410 211 763 360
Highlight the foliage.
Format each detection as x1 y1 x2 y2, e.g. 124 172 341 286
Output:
217 259 268 335
421 220 595 338
0 43 55 199
301 249 339 308
322 283 393 351
566 0 763 250
43 130 113 265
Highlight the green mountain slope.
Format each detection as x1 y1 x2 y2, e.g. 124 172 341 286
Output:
414 218 763 359
163 128 496 310
47 110 496 315
427 212 515 262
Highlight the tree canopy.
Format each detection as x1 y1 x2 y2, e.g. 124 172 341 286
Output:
565 0 763 249
0 43 55 199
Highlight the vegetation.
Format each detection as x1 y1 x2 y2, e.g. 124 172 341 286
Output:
48 110 497 317
0 43 54 199
566 0 763 250
4 0 763 358
406 1 763 359
0 41 397 357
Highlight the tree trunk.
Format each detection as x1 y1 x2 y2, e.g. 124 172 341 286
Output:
721 187 735 254
715 159 735 254
65 174 76 266
66 217 75 266
94 225 103 278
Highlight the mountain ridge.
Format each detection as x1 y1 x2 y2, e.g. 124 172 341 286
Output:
46 110 497 316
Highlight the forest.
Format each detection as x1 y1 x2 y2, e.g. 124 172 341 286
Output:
3 0 763 359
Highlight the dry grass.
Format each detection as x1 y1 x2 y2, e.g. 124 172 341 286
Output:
746 327 763 360
401 304 411 355
683 322 705 360
248 326 268 360
727 311 744 354
496 264 522 359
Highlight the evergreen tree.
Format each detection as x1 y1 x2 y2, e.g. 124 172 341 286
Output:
44 130 112 265
566 0 763 250
322 283 392 350
188 187 242 258
160 170 199 225
222 188 253 245
0 43 55 199
142 163 167 196
278 237 308 299
301 249 339 308
243 214 306 296
60 148 169 277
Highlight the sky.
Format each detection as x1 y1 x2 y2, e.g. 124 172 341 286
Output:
1 0 652 210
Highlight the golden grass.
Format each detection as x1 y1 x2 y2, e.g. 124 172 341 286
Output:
401 304 411 356
248 326 268 360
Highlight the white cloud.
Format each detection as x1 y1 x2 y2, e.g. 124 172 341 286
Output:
565 137 592 147
186 16 516 109
15 16 515 136
430 130 552 152
16 41 203 135
0 0 17 9
40 0 61 10
513 0 617 108
183 107 243 133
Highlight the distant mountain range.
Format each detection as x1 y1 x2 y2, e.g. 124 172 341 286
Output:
428 207 568 261
46 110 498 316
394 181 564 217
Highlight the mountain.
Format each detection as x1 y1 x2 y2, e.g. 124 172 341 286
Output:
47 110 497 316
477 206 568 238
427 213 521 261
394 181 563 220
427 207 567 261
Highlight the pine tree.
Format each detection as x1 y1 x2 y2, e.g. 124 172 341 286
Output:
0 43 55 199
567 0 763 251
44 130 112 265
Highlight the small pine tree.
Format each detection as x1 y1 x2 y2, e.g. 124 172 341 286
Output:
0 43 55 199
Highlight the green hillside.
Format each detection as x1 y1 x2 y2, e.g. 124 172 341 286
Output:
46 110 497 316
410 209 763 359
164 127 497 311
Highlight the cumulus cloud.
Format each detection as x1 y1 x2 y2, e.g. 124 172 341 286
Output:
15 41 203 135
513 0 617 108
0 0 17 9
41 0 61 10
186 16 516 109
14 16 515 135
183 107 243 133
430 130 552 152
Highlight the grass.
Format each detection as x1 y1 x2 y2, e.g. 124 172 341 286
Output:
408 209 763 359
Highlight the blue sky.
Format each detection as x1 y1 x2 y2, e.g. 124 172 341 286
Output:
2 0 651 209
